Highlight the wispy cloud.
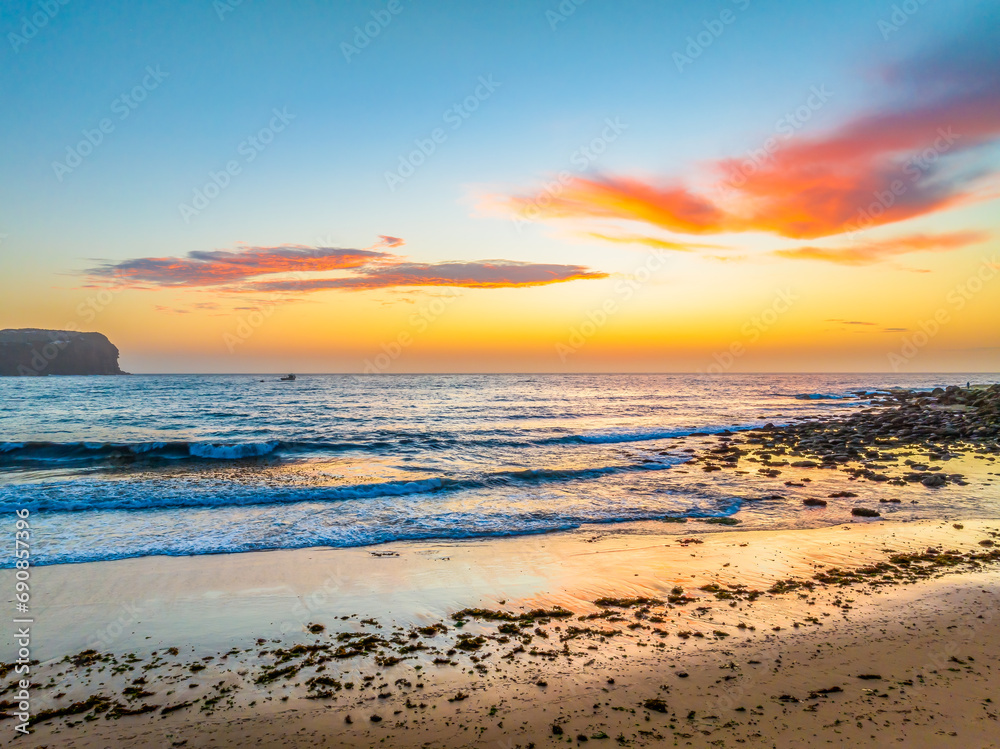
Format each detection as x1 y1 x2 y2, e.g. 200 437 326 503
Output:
487 24 1000 246
84 239 607 295
251 260 608 292
773 230 989 265
583 231 728 252
154 301 227 315
88 245 390 287
497 178 726 235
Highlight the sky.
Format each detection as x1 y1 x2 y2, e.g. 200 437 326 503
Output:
1 0 998 373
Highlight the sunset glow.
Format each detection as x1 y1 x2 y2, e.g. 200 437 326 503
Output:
2 1 997 373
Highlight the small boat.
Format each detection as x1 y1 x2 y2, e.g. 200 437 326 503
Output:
280 373 296 381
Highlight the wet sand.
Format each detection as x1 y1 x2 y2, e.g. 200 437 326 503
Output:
6 385 1000 746
5 517 1000 748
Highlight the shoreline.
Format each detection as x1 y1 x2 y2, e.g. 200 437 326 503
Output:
10 383 1000 568
4 382 1000 746
5 517 1000 747
10 515 1000 658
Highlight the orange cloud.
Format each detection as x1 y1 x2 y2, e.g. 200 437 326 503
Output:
584 231 728 252
85 243 608 295
504 177 727 235
88 245 389 287
491 29 1000 242
773 230 989 265
250 261 608 292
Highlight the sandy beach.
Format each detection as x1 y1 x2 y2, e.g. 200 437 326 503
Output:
5 514 1000 748
4 384 1000 747
5 0 999 741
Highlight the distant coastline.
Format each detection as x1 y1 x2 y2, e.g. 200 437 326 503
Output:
0 328 126 376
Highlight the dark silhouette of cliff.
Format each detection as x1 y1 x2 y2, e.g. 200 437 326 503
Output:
0 329 126 376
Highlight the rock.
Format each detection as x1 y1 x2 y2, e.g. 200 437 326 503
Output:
0 328 126 376
803 498 828 507
921 474 947 487
791 460 818 468
851 508 880 517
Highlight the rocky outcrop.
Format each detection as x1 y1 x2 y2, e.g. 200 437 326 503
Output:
0 329 126 376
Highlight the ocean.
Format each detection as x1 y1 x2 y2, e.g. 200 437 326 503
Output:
2 373 998 566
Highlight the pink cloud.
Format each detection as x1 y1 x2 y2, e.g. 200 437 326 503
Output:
773 230 990 265
85 241 608 295
488 27 1000 245
88 245 390 287
251 260 608 291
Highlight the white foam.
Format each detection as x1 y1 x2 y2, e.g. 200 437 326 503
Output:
188 441 280 459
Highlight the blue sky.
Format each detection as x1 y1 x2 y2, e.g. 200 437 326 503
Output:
2 0 997 372
1 0 966 256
